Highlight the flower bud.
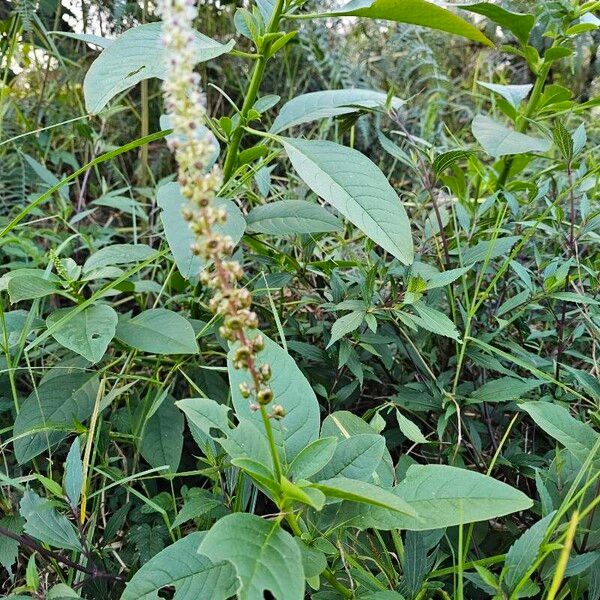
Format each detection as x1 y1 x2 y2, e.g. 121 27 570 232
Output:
257 387 273 405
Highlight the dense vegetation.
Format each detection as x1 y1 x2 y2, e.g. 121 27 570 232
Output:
1 0 599 598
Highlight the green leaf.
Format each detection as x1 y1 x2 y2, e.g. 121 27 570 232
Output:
22 154 68 201
8 274 58 303
396 411 427 444
84 23 235 113
432 150 473 177
219 419 273 469
198 513 304 600
20 490 82 552
552 120 574 162
270 88 403 133
246 200 342 235
228 332 320 461
0 516 23 577
550 291 600 305
321 411 395 487
460 3 535 44
315 434 385 482
82 244 156 274
313 477 416 515
287 437 338 481
424 266 472 289
470 377 543 404
121 532 238 600
13 374 99 464
47 584 81 599
519 402 600 463
116 309 198 355
282 138 413 264
477 81 533 108
393 465 533 529
176 397 231 437
329 0 492 46
327 311 365 348
409 302 461 340
458 235 521 264
157 182 245 280
503 512 555 592
472 115 551 157
47 304 118 363
63 438 83 506
295 540 327 579
139 397 184 473
171 493 221 530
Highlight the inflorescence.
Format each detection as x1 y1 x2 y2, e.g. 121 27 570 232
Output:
159 0 281 418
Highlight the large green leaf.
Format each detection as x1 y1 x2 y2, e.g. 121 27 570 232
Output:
7 273 59 303
313 477 416 515
84 23 235 113
477 81 533 108
470 377 542 404
246 200 342 235
471 115 551 157
228 332 320 462
321 411 395 487
121 532 238 600
393 465 532 529
157 183 245 280
13 374 99 464
116 309 198 355
270 88 403 133
139 397 184 473
314 434 385 482
198 513 304 600
82 244 156 274
20 490 82 552
519 402 600 463
176 397 232 437
287 437 338 481
327 465 532 531
46 304 118 363
327 0 492 46
503 512 555 592
460 3 535 44
282 138 413 264
408 302 460 340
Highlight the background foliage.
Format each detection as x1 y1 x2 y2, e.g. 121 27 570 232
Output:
1 0 599 598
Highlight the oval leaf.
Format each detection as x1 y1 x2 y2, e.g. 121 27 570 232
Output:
47 304 118 363
228 332 320 462
271 88 403 133
199 513 304 600
282 138 413 264
84 22 235 113
246 200 342 235
329 0 492 46
116 309 198 355
121 532 238 600
472 115 551 157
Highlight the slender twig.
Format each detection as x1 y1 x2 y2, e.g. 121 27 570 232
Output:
0 525 124 581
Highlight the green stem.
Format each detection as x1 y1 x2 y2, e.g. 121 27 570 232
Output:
221 0 286 181
322 569 354 599
259 405 283 481
496 55 554 189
